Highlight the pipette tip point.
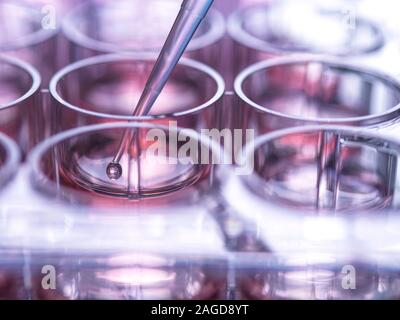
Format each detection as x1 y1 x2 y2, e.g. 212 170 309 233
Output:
106 161 123 180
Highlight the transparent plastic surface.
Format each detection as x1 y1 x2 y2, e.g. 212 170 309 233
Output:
62 0 225 69
30 122 223 207
0 2 59 85
217 126 400 263
0 133 21 193
234 56 400 136
0 55 41 154
236 126 400 212
236 253 400 300
227 0 384 74
0 205 228 300
49 53 224 135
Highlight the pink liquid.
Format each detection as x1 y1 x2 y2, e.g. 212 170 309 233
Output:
39 128 213 207
256 92 365 119
83 77 199 116
248 133 393 212
55 59 216 129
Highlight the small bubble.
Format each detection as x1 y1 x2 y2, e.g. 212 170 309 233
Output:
106 162 122 180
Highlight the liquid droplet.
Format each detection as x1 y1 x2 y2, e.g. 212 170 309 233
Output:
106 162 123 180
